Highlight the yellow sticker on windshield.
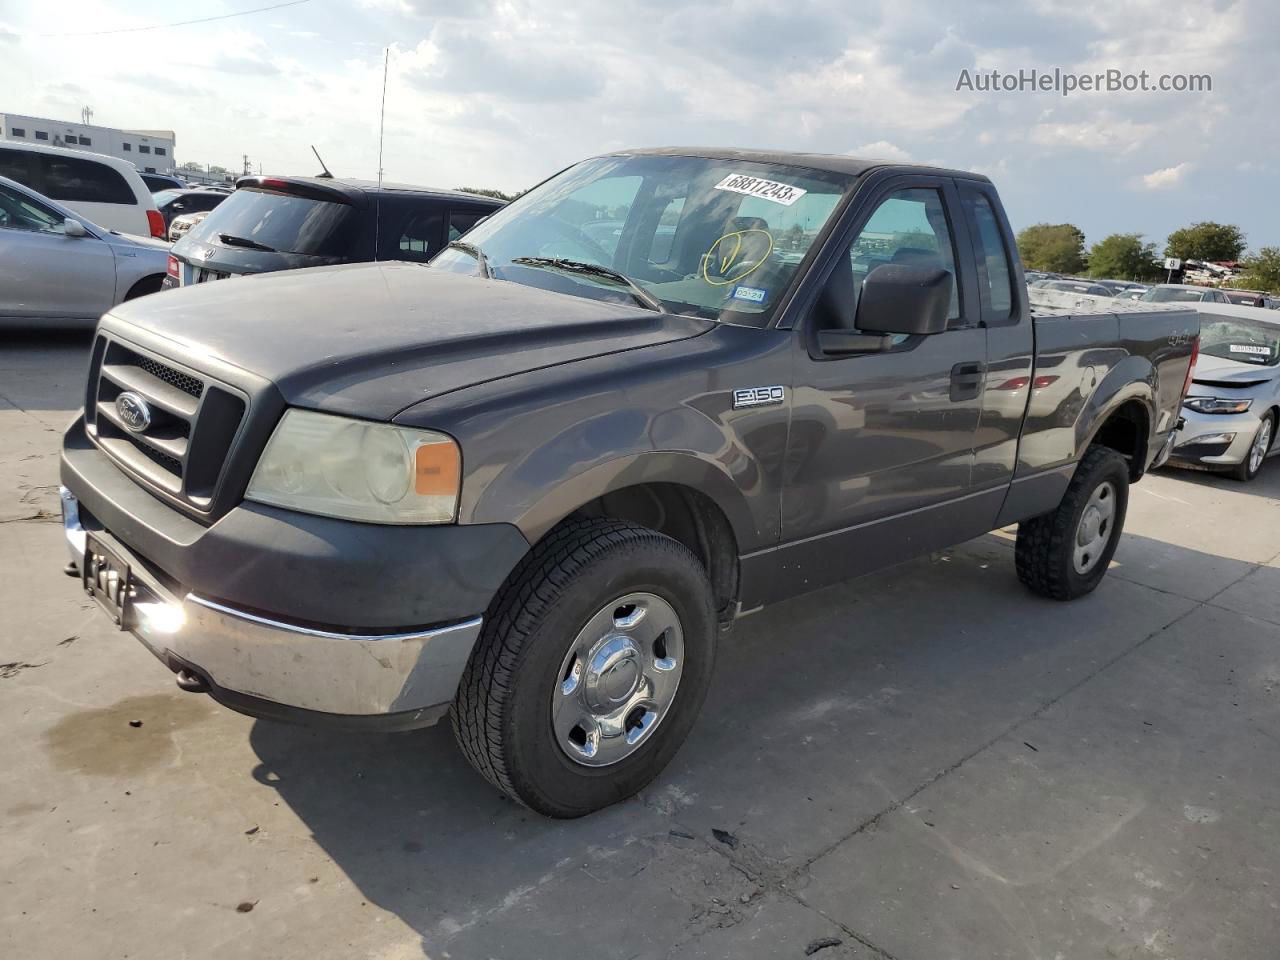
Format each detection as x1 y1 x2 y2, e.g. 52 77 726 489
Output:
701 229 774 287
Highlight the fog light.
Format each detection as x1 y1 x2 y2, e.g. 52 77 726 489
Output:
135 601 186 635
1176 432 1235 448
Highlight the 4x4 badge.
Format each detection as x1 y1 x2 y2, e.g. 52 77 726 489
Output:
732 386 785 409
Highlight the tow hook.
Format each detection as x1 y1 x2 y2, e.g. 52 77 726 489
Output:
175 669 210 693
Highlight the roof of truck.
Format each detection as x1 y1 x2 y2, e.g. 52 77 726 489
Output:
606 146 992 182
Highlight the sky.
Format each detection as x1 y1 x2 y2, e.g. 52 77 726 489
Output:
0 0 1276 254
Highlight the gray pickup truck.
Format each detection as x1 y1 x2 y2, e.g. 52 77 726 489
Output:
60 148 1199 817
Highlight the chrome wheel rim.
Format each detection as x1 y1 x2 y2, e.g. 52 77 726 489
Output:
551 592 684 767
1249 418 1272 474
1073 481 1116 575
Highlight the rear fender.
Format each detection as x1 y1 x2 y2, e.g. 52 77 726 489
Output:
1077 356 1155 470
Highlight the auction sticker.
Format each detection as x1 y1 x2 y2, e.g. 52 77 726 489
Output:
1230 344 1271 356
714 173 807 207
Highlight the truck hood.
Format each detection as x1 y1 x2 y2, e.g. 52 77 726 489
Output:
1192 354 1277 388
106 261 714 419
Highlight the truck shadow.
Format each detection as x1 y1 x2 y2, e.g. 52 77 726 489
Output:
245 530 1251 957
1154 461 1280 501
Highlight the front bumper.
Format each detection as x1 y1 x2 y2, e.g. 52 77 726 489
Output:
1168 407 1262 468
63 487 484 727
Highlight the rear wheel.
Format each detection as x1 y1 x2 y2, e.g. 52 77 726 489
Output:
1016 445 1130 600
1231 412 1274 482
452 518 716 817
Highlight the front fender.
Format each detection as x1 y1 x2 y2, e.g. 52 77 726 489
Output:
497 449 762 547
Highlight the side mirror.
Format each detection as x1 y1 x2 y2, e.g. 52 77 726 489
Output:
855 263 951 337
63 218 87 238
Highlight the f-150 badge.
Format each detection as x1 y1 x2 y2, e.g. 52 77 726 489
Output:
733 386 785 409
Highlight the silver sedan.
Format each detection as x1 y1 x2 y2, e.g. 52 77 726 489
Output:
0 174 170 329
1169 305 1280 481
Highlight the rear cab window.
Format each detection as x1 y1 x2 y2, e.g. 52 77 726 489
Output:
185 186 355 256
962 190 1015 321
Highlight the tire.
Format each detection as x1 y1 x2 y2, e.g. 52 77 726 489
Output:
452 517 716 818
1230 412 1274 482
1016 445 1130 601
123 275 164 301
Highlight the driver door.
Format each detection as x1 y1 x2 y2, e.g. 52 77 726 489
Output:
775 177 991 596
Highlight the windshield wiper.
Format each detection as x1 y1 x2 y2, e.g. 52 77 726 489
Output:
511 257 665 313
446 239 492 278
219 233 276 252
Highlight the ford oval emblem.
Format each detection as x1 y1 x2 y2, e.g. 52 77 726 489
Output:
115 391 152 433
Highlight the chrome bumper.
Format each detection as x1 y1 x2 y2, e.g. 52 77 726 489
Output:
61 488 482 724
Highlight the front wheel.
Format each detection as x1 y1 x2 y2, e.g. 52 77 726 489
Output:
452 518 716 817
1016 445 1130 601
1231 412 1274 482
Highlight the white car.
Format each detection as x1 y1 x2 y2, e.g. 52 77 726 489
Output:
0 140 163 239
1141 283 1231 304
167 208 210 242
1169 304 1280 481
0 175 169 328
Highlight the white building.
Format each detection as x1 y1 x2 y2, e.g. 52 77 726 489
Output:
0 112 176 174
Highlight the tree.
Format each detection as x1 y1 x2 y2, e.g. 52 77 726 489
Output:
456 186 523 202
1237 247 1280 294
1164 221 1246 262
1087 233 1162 281
1016 223 1086 274
178 160 204 173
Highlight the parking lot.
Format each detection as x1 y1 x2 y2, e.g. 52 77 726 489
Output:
2 331 1279 959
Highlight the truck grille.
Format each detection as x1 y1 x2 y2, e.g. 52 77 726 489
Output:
86 337 247 513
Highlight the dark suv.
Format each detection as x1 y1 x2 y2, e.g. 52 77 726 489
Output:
163 176 503 288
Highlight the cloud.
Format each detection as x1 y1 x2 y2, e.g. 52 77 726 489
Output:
1138 163 1194 190
850 141 912 161
213 54 280 76
1029 117 1153 154
1 0 1277 250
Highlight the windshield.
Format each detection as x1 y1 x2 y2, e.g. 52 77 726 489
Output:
430 154 854 323
1143 286 1208 302
1200 314 1280 366
184 187 355 256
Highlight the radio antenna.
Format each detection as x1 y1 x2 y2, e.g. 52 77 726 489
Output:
310 145 333 178
377 47 388 189
374 47 389 260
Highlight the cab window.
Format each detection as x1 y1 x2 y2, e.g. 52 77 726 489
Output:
398 211 443 261
448 209 486 242
848 188 960 323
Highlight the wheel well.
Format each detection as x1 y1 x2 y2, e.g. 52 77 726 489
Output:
570 483 739 622
124 274 165 301
1091 400 1150 481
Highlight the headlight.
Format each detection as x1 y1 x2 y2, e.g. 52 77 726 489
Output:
246 409 460 524
1183 397 1253 415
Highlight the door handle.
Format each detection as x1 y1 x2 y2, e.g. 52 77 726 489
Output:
950 361 985 402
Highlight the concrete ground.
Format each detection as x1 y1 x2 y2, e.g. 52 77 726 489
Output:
2 331 1278 960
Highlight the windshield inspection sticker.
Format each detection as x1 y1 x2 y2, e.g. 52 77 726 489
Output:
714 173 807 207
731 284 768 304
1230 344 1272 356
